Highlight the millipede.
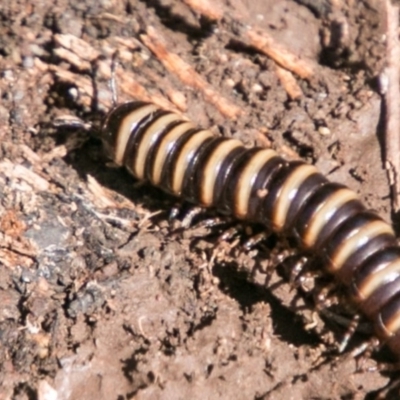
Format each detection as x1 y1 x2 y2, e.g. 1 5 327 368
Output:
100 100 400 358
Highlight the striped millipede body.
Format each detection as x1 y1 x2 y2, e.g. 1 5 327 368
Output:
101 100 400 358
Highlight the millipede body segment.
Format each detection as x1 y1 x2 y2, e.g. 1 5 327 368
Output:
101 101 400 357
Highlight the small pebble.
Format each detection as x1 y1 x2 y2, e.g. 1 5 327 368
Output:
318 126 331 136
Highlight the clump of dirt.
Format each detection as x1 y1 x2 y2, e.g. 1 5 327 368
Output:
0 0 398 399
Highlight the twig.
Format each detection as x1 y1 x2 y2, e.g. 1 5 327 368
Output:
275 65 303 100
382 0 400 212
51 35 181 114
181 0 223 21
0 160 50 192
181 0 318 90
241 26 316 80
140 26 242 119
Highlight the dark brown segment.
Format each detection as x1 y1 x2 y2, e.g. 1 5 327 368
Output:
360 275 400 318
323 211 384 267
312 199 365 251
218 148 263 216
101 101 151 157
337 235 398 285
181 137 225 203
143 121 196 184
261 161 305 226
292 182 348 244
248 158 287 223
379 292 400 337
260 162 327 231
153 127 202 193
122 109 171 172
283 171 328 231
212 146 249 208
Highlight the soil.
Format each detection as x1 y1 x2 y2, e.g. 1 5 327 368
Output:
0 0 399 399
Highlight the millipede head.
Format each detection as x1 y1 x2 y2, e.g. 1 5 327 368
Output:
100 101 156 164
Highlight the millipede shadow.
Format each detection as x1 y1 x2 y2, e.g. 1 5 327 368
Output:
212 262 320 348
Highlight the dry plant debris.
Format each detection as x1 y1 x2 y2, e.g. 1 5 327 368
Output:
382 0 400 214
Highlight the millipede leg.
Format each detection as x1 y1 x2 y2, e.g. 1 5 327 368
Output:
242 231 270 250
181 206 207 228
195 216 230 229
53 115 92 131
314 281 339 310
169 204 213 229
110 51 119 107
288 255 309 286
168 204 181 221
218 225 243 242
338 313 361 353
354 336 379 358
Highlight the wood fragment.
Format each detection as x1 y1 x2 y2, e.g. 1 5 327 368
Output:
51 35 181 113
178 0 317 84
0 229 37 262
0 160 50 192
54 34 101 62
0 248 35 269
280 144 302 161
382 0 400 212
165 89 187 111
275 65 303 100
111 65 182 113
34 57 50 73
242 26 316 80
93 12 127 24
113 36 142 51
181 0 223 21
87 175 149 212
162 0 318 86
37 380 58 400
20 144 42 165
140 26 242 119
53 47 91 71
87 175 123 209
41 146 68 163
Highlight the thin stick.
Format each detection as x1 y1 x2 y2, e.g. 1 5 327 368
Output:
382 0 400 212
181 0 223 21
275 65 303 100
110 51 119 106
141 26 242 119
242 26 316 80
181 1 318 83
50 37 182 114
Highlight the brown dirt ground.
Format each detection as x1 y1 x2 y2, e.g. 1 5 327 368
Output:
0 0 400 399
